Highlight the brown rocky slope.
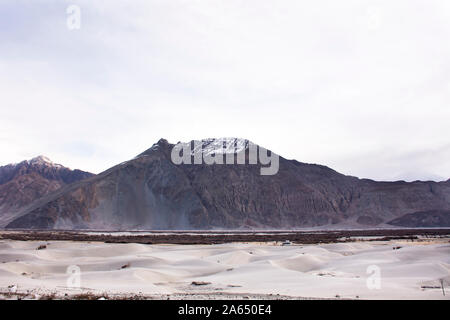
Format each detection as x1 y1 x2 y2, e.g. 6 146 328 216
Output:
0 156 93 227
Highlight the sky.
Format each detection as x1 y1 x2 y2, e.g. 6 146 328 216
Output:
0 0 449 181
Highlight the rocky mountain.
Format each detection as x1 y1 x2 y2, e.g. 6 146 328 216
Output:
0 156 93 227
4 139 450 230
387 209 450 227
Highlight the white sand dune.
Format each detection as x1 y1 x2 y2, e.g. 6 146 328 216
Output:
271 253 328 272
0 239 449 299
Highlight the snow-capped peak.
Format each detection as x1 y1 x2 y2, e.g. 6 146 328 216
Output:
190 138 250 156
28 156 63 168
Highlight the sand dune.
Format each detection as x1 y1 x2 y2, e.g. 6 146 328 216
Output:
271 254 328 272
0 239 449 299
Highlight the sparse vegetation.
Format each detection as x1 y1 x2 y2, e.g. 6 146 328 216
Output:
71 292 110 300
191 281 211 286
0 229 446 245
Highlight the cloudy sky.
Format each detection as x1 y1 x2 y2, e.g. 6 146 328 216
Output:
1 0 449 181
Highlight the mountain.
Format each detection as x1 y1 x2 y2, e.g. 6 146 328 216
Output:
387 209 450 227
0 156 93 227
4 139 450 230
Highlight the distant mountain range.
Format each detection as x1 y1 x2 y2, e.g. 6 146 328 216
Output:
0 156 93 228
1 139 450 230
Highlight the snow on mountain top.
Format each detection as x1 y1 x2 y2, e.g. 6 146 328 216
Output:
135 138 259 160
27 156 63 168
190 138 250 155
29 155 52 164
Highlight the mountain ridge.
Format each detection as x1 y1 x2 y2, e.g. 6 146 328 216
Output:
0 156 93 227
4 138 450 230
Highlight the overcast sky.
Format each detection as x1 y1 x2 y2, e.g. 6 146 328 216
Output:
1 0 449 181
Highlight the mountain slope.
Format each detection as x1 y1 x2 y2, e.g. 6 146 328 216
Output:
387 209 450 227
0 156 93 227
5 140 450 230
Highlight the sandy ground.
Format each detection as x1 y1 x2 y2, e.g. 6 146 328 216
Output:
0 239 449 300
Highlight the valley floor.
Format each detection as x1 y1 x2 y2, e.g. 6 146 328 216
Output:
0 236 449 300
